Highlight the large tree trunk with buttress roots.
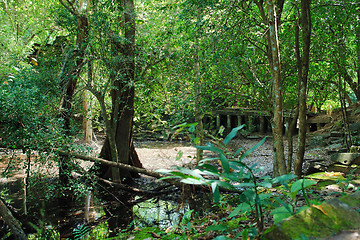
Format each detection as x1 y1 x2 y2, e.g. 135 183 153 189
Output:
95 0 142 182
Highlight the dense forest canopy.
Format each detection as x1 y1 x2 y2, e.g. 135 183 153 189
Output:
0 0 359 174
1 0 360 238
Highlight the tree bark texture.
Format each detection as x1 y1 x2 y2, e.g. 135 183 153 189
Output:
194 52 204 162
98 0 139 182
294 0 311 177
0 198 27 240
266 0 286 176
287 109 299 173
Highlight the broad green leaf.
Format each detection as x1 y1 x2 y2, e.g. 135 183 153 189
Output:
195 145 224 154
273 197 293 213
243 189 256 201
291 179 317 194
224 124 245 146
270 205 293 223
197 163 219 174
239 137 267 161
181 178 206 185
213 180 234 189
272 174 297 185
205 224 229 232
219 153 230 173
229 203 252 217
272 174 297 191
259 193 272 201
229 160 247 170
259 181 272 188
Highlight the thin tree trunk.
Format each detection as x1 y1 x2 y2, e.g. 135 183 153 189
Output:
194 52 204 162
356 15 360 99
82 61 93 143
294 0 311 177
287 109 299 173
267 0 286 176
339 76 353 150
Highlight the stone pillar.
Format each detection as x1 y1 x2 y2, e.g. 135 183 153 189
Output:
216 115 220 130
260 116 265 134
227 115 231 129
248 116 254 132
237 115 242 127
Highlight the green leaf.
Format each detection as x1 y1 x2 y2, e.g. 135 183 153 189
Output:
205 224 229 232
213 180 234 190
181 178 206 185
259 181 272 188
188 124 196 133
229 160 247 170
296 205 310 214
239 137 267 161
229 203 251 217
211 181 220 203
234 147 244 156
219 153 230 173
198 163 219 174
291 179 317 194
272 174 297 184
176 150 183 160
213 235 232 240
195 145 224 154
158 176 179 181
272 174 297 191
176 167 205 179
234 182 255 188
224 124 245 146
270 205 293 223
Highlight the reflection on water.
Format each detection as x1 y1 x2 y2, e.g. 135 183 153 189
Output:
133 197 188 229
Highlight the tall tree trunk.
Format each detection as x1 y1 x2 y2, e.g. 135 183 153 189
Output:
59 1 89 185
98 0 140 182
356 12 360 99
267 0 286 176
294 0 311 177
338 76 353 150
194 49 204 162
287 108 299 173
82 61 93 143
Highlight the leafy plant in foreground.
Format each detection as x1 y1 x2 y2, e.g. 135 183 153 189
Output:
158 125 268 235
158 125 321 238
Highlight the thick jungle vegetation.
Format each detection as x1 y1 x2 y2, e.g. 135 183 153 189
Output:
0 0 360 239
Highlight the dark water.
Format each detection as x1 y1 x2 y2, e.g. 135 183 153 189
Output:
0 176 188 238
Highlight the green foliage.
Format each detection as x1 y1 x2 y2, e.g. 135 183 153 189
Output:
73 224 90 240
157 125 327 237
0 65 64 150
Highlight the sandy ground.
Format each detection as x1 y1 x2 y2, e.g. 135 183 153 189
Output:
0 136 327 183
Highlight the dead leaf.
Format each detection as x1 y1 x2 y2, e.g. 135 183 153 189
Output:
312 204 328 215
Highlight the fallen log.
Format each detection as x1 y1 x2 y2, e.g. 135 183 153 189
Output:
57 150 241 194
0 198 27 240
57 150 184 188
